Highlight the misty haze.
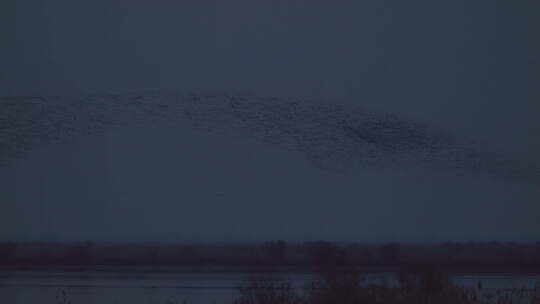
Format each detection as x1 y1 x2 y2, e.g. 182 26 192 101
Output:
1 0 539 304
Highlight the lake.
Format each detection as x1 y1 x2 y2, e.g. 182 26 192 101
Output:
1 270 539 304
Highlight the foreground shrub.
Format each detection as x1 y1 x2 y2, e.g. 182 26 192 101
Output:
235 265 539 304
234 272 303 304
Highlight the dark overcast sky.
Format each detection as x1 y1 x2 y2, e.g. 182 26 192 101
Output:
1 0 539 242
1 0 539 161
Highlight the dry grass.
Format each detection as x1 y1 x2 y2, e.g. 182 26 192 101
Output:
234 267 540 304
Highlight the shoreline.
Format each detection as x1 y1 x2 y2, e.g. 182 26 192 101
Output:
2 264 540 275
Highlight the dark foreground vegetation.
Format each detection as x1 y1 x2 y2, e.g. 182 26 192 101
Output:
234 266 540 304
1 240 540 273
228 242 540 303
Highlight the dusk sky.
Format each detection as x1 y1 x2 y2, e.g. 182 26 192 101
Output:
1 0 539 243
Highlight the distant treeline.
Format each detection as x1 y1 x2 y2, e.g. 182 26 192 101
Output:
1 241 539 272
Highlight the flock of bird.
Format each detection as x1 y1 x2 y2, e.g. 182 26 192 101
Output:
0 91 537 182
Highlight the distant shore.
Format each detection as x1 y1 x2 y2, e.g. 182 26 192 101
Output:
2 263 540 275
